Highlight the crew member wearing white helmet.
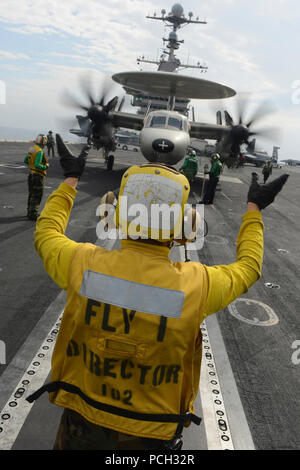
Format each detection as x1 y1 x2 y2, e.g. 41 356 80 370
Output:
27 135 288 450
179 149 198 183
24 134 49 220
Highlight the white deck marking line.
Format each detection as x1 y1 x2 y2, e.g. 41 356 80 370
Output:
0 312 63 450
199 322 234 450
196 173 243 184
175 244 234 450
221 191 232 202
0 163 26 169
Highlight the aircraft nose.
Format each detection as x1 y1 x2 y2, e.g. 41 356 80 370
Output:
152 138 174 153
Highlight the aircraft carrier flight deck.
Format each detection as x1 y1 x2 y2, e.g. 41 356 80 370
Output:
0 142 299 450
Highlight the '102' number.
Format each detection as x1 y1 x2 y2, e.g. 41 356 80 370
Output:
101 383 133 406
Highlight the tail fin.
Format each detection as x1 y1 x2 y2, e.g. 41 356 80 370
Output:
247 138 256 153
76 115 92 135
272 146 280 161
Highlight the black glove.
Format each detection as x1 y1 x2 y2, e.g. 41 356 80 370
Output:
247 173 289 210
56 134 90 179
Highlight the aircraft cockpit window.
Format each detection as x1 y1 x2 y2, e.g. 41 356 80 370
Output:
168 117 182 130
150 116 167 127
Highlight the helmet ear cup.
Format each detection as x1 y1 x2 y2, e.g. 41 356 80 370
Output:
184 207 201 244
174 208 201 245
99 191 118 230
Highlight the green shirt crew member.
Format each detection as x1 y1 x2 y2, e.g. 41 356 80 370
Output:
24 134 49 221
262 161 273 184
209 158 222 179
201 154 222 205
179 150 198 182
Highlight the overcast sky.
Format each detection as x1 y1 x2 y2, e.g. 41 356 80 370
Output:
0 0 299 159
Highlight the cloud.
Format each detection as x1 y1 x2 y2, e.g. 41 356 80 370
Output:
0 49 29 60
3 60 125 136
0 0 154 39
0 0 299 158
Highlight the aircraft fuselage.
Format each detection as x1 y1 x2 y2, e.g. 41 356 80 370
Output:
139 110 190 165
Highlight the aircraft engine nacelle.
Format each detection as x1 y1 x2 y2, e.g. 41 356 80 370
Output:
139 127 190 165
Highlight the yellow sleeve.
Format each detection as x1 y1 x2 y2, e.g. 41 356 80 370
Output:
34 182 80 290
203 211 264 317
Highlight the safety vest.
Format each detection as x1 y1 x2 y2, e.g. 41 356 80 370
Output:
28 240 208 440
27 145 48 177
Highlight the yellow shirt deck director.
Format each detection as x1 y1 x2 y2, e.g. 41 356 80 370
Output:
25 144 49 178
27 182 263 441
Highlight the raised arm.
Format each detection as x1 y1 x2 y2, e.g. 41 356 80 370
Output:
203 173 289 317
34 182 80 289
34 135 90 289
203 204 263 316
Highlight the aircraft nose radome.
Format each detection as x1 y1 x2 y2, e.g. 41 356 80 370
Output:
152 138 174 153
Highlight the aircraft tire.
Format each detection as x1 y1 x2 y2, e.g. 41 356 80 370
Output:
107 155 114 171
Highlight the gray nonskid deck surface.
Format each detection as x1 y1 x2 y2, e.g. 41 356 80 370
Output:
0 142 299 450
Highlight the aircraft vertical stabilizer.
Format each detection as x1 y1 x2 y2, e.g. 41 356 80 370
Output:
272 146 280 161
247 138 256 153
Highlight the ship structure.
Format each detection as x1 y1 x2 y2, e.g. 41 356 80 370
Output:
123 3 208 117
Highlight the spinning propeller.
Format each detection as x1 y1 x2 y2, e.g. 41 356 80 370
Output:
215 95 279 156
60 74 125 147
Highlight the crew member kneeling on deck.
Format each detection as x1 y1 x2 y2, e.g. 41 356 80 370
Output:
27 134 289 450
24 134 49 221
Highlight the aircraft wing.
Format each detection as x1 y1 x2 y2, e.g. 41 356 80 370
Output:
189 121 231 140
69 129 85 137
110 111 145 131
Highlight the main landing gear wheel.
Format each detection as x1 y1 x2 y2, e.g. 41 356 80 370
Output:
107 154 114 171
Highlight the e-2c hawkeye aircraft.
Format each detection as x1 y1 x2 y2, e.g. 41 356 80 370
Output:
65 70 274 171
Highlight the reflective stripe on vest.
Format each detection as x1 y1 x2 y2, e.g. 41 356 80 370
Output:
79 270 185 319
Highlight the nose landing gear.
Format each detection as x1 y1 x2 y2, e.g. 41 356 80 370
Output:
103 149 115 171
107 154 114 171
